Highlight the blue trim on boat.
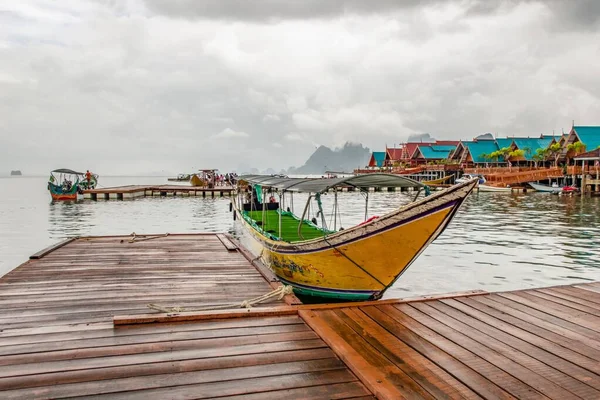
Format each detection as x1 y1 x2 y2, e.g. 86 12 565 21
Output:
277 276 378 296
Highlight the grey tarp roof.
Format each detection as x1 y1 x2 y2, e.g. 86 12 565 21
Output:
240 173 427 193
51 168 84 175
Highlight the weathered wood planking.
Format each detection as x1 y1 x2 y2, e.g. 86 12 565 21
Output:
0 234 373 399
3 235 600 399
301 282 600 400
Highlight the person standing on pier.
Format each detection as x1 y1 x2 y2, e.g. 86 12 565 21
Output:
85 170 92 188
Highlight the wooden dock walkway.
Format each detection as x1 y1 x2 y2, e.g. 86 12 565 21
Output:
84 185 234 200
1 235 599 399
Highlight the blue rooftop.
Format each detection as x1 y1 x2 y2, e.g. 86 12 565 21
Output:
511 137 555 160
573 126 600 151
495 138 514 150
430 145 456 152
462 141 500 163
369 151 386 167
416 146 453 159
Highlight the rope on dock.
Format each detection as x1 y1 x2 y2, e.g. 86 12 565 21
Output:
147 285 294 313
126 232 170 243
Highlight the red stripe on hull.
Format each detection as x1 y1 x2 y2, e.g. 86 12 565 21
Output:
50 193 79 201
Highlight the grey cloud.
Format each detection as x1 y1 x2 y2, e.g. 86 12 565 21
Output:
463 0 600 29
141 0 600 28
141 0 440 21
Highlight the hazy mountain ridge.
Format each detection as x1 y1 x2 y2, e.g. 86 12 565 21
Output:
287 142 370 175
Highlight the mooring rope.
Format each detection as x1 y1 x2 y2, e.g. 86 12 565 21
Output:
147 285 294 313
126 232 170 243
251 248 264 263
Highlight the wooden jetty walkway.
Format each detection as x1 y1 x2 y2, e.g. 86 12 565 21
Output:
84 185 234 200
1 235 600 399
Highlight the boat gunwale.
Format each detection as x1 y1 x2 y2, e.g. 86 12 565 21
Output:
233 178 478 252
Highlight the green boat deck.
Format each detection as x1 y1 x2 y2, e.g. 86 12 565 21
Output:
244 210 331 242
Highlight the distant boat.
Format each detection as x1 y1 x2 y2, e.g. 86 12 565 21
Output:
167 174 191 182
528 182 562 193
477 185 512 192
191 169 219 188
47 169 98 201
560 186 579 195
423 174 454 185
456 174 486 185
10 170 22 176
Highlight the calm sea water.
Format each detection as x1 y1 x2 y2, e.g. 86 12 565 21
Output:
1 176 599 299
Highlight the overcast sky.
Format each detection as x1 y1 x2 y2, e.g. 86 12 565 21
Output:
1 0 599 175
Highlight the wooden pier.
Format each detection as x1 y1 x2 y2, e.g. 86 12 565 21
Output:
84 185 234 200
1 235 600 399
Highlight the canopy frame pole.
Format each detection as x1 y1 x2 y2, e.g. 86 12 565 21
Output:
261 188 266 227
298 194 313 240
413 188 423 202
364 190 369 221
278 191 282 239
333 189 338 231
315 193 328 232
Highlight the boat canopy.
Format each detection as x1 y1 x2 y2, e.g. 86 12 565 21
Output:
240 173 428 193
51 168 84 175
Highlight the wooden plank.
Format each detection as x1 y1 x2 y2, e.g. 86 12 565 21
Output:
398 303 576 400
336 307 479 399
0 323 310 357
300 309 420 400
114 291 487 326
419 301 600 396
0 315 303 347
549 286 600 305
0 338 327 377
380 304 547 399
28 237 78 259
454 297 600 359
61 369 358 400
219 381 373 400
496 292 600 333
0 348 337 390
475 294 600 341
471 295 600 345
216 233 238 251
0 359 348 399
362 305 513 399
0 330 318 367
528 289 600 317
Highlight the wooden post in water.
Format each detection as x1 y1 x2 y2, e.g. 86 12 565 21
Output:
581 159 586 193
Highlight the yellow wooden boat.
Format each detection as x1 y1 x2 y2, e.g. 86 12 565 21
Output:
422 174 454 185
232 174 477 301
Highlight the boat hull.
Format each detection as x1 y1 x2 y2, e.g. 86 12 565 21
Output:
477 185 512 192
48 183 83 201
235 179 477 301
528 182 562 193
423 174 454 185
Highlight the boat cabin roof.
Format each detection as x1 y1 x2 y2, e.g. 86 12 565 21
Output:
240 173 427 193
51 168 84 175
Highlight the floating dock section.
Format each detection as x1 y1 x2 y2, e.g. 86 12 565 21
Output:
1 234 599 398
84 185 234 200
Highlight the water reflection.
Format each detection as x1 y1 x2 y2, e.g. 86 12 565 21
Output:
48 200 95 239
